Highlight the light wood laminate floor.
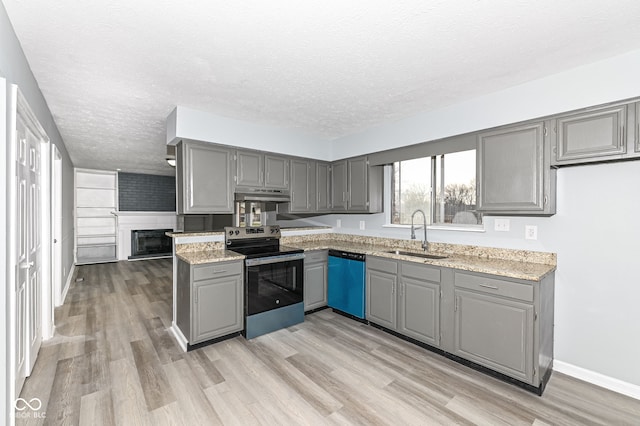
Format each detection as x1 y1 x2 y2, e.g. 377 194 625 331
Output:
17 259 640 425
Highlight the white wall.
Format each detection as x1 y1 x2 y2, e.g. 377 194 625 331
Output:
167 106 332 160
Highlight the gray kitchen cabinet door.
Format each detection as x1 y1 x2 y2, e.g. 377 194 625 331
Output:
264 154 289 189
178 141 234 214
477 121 555 215
192 273 243 344
399 276 440 347
236 150 264 187
453 289 534 384
316 162 331 212
347 156 368 211
331 160 348 211
635 102 640 153
552 104 627 165
366 268 397 330
304 250 328 311
290 158 311 212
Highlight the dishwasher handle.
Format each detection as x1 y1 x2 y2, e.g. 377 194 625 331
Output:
328 249 366 262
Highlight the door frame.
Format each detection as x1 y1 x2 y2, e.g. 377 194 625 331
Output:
52 146 62 307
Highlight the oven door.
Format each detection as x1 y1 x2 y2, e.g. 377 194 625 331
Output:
245 254 304 316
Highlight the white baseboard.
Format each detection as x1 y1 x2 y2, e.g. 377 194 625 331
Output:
170 323 188 352
60 263 75 306
554 360 640 400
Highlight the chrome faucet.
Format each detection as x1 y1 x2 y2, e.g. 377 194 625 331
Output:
410 209 429 252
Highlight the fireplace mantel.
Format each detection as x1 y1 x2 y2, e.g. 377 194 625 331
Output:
117 212 177 260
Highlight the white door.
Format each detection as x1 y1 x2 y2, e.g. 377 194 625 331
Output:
15 92 46 394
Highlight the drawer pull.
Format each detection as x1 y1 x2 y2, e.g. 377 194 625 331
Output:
213 270 227 274
479 284 499 290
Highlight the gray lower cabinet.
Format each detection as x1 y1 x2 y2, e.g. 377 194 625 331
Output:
477 121 556 215
551 103 628 165
366 257 441 347
304 250 328 311
176 140 234 214
452 271 554 387
176 259 243 345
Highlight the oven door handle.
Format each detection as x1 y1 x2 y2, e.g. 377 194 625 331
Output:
245 253 305 267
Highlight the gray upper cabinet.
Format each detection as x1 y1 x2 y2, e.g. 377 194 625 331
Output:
264 154 289 189
236 150 263 187
177 140 234 214
289 158 312 213
304 250 328 312
477 121 556 216
347 157 368 211
176 259 244 345
634 102 640 153
316 162 331 212
236 150 289 189
331 156 383 213
331 160 348 211
552 104 627 165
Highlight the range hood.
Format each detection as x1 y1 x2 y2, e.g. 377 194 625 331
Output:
235 189 291 203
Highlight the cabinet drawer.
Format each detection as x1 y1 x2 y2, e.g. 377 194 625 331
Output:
367 257 398 274
305 250 328 263
454 272 533 302
193 261 243 281
401 262 440 283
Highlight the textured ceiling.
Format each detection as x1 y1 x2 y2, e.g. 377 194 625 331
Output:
4 0 640 176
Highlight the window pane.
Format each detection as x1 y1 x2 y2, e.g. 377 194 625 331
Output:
435 150 480 224
392 158 431 225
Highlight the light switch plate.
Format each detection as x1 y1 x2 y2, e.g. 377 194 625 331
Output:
494 218 510 232
336 219 341 228
359 220 365 230
525 225 538 240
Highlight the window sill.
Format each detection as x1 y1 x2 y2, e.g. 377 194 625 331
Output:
382 223 486 233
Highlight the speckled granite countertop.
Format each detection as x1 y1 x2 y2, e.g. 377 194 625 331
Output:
175 234 556 281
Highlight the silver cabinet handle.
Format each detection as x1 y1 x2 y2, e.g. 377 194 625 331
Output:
20 262 34 269
479 284 498 290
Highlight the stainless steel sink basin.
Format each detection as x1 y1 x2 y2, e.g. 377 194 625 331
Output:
385 250 448 260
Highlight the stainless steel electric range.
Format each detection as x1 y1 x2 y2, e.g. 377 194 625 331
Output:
224 225 305 339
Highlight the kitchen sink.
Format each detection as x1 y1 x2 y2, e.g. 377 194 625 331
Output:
385 250 448 260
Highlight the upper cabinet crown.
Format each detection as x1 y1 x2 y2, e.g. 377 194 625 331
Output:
477 121 556 216
176 140 234 214
236 150 289 190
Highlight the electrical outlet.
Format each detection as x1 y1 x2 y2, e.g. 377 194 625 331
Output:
336 219 341 228
494 218 510 232
525 225 538 240
359 220 365 230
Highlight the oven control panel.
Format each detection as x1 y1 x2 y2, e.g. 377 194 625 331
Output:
225 225 281 240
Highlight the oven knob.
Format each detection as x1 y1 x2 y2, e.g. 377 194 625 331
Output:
228 230 233 236
275 299 280 304
234 230 240 235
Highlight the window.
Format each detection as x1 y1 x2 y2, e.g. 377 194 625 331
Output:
391 149 481 226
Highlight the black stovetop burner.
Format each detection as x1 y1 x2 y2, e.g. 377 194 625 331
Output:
224 225 303 259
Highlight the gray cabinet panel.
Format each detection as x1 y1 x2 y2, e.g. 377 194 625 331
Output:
316 162 331 212
477 121 555 215
399 276 440 346
347 157 368 211
635 102 640 153
236 150 263 187
290 159 311 212
304 250 328 311
192 274 243 343
366 267 397 329
553 105 626 164
265 155 289 189
331 160 348 211
178 141 233 214
454 289 534 383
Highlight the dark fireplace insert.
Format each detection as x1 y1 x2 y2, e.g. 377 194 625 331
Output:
130 229 172 260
